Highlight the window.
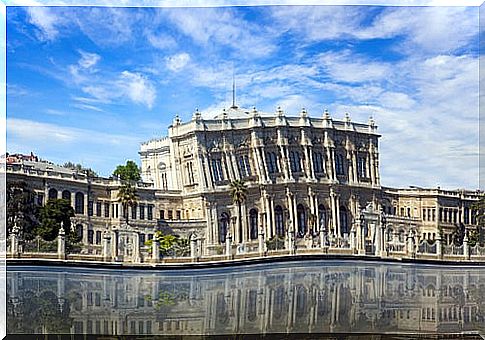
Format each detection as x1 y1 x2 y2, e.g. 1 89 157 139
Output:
148 205 153 220
96 202 102 217
266 152 279 174
168 210 173 220
289 151 302 172
62 190 71 201
176 210 181 220
464 207 470 224
339 206 349 236
357 156 367 178
275 205 285 237
75 192 84 214
76 224 83 239
48 188 58 200
37 193 44 206
95 230 102 245
88 230 94 244
88 201 94 216
186 161 195 185
238 155 252 177
297 204 306 237
140 234 146 246
249 209 258 240
104 202 110 217
318 205 327 231
335 154 345 175
160 209 165 219
211 158 224 182
219 213 230 243
139 204 145 219
313 152 325 173
131 204 137 220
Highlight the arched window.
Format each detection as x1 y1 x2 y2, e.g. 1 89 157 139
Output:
313 152 325 174
249 208 258 240
339 206 349 236
297 204 306 237
61 190 71 201
275 205 285 237
219 212 230 243
48 188 58 200
76 224 83 240
75 192 84 214
318 204 327 232
335 153 345 175
289 151 302 172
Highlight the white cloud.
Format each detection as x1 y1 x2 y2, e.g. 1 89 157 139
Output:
165 53 191 72
317 50 391 83
145 31 177 50
118 71 156 109
26 7 61 41
167 8 275 57
78 50 101 69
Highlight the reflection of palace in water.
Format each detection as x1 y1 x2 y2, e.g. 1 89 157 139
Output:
7 262 485 335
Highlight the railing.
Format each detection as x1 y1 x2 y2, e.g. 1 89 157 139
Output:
22 237 57 253
443 244 464 256
470 244 485 256
418 240 437 254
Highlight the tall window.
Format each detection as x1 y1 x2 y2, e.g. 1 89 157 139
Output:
275 205 285 236
88 201 94 216
48 188 58 200
75 192 84 214
289 151 302 172
186 161 195 185
266 152 279 174
139 204 145 219
335 153 345 175
238 155 252 177
313 152 325 173
131 204 137 220
318 205 327 232
104 202 110 217
96 201 102 217
211 158 224 182
249 209 258 240
219 212 230 243
357 156 367 178
339 206 348 236
61 190 71 201
297 204 306 237
148 205 153 220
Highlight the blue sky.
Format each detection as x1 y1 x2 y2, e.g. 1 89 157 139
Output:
6 4 480 189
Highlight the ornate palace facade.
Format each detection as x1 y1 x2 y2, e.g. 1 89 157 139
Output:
6 105 482 259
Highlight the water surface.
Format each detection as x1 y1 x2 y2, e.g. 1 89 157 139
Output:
7 260 485 335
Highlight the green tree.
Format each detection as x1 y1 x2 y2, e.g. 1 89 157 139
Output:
230 179 248 243
471 194 485 245
145 230 183 256
117 184 138 224
37 199 76 242
6 181 38 240
113 160 141 182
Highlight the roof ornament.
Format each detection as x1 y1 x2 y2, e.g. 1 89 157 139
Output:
193 108 202 121
276 106 284 116
323 108 331 120
173 114 181 126
300 107 308 118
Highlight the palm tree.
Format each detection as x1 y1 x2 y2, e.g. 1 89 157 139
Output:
117 183 138 224
230 179 248 243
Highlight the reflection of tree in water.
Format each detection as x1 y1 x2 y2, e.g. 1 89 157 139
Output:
7 289 74 333
144 283 191 325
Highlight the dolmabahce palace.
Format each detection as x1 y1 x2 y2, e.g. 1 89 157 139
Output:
6 105 483 260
